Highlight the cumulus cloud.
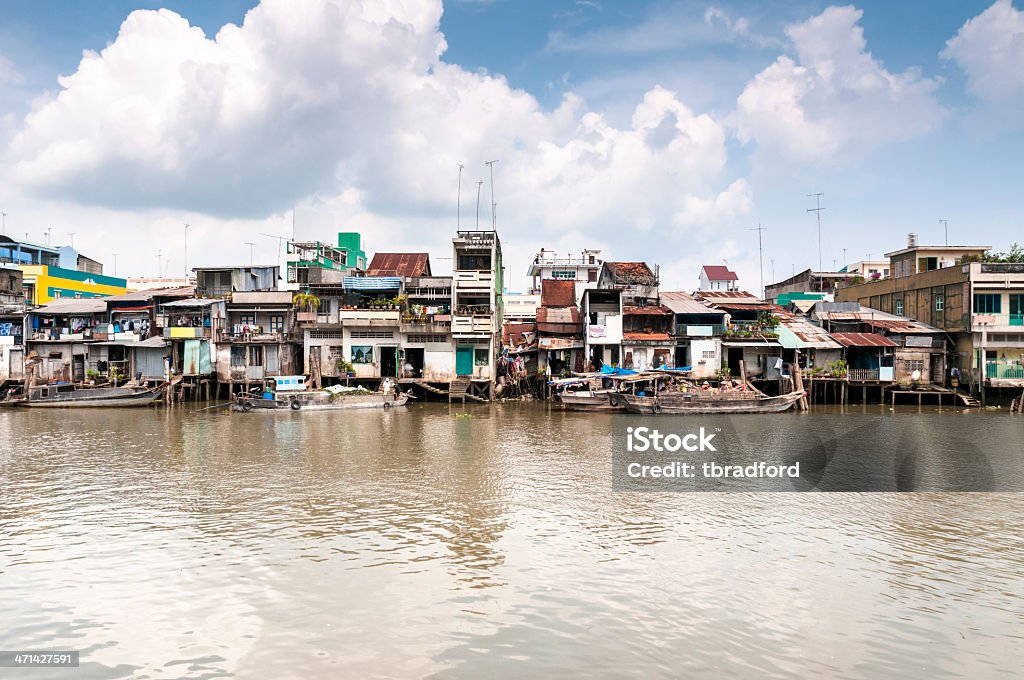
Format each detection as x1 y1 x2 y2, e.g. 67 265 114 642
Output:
4 0 750 281
734 5 945 163
942 0 1024 105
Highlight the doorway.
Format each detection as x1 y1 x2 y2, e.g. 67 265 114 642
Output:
727 347 743 376
674 344 689 369
404 347 424 378
456 345 473 376
380 346 398 377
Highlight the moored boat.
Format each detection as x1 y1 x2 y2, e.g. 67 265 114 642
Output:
232 375 410 412
12 383 166 407
557 389 623 412
616 388 804 415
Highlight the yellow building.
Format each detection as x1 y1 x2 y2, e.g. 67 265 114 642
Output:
20 265 128 305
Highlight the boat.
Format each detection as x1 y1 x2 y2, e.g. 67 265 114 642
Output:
557 389 623 412
614 386 805 415
552 369 640 412
11 382 166 408
232 375 410 412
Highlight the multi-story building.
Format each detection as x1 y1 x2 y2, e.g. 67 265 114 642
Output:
0 265 26 386
193 265 280 297
836 240 1024 397
660 291 725 379
451 230 503 398
526 248 602 303
216 291 302 393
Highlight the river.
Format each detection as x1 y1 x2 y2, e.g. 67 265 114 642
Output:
2 403 1022 678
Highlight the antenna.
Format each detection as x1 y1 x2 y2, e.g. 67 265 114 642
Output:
244 242 256 267
67 232 75 248
749 224 766 299
842 248 847 268
457 164 464 229
292 207 296 241
1 211 6 234
475 180 483 229
939 218 948 246
157 249 162 277
770 259 775 283
184 223 190 279
807 192 824 274
485 159 499 231
261 232 288 283
112 253 119 277
45 227 53 247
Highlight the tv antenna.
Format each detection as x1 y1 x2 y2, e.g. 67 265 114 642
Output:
475 180 483 229
244 242 256 267
485 159 499 230
939 218 948 246
456 164 464 229
261 232 289 282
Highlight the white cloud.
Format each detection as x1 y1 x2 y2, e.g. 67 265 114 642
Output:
734 5 945 163
4 0 751 283
942 0 1024 105
0 54 24 85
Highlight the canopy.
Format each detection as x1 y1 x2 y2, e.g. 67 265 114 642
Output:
600 365 638 376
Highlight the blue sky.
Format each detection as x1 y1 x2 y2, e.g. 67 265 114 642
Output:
0 0 1021 290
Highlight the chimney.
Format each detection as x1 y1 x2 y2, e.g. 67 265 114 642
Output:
907 232 918 248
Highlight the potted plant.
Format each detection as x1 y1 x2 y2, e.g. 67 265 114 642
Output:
336 358 356 377
293 292 321 322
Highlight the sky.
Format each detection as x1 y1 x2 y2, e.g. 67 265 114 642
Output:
1 0 1022 293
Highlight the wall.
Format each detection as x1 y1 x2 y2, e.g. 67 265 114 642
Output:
20 265 127 304
690 338 720 379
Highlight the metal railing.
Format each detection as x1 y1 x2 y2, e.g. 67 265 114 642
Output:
849 369 880 381
1011 314 1024 326
986 363 1024 379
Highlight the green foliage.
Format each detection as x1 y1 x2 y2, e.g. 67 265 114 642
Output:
336 358 355 375
292 291 321 312
984 243 1024 263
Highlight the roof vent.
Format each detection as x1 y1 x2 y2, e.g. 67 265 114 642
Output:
907 232 918 248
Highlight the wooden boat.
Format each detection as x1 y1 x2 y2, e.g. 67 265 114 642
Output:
12 383 166 407
232 376 410 412
557 390 623 412
615 388 804 415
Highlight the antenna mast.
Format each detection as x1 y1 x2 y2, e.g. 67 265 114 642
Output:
457 164 464 229
485 159 499 231
939 218 948 246
475 180 483 229
807 192 824 274
749 224 767 299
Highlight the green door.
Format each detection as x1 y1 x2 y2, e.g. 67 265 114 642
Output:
456 346 474 376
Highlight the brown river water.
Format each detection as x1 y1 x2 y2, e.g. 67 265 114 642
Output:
2 403 1023 679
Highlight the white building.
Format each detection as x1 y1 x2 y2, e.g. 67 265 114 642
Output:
699 265 739 292
526 248 602 304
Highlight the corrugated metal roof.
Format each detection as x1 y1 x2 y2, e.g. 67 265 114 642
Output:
623 332 671 342
160 298 222 308
605 261 657 284
830 332 898 348
623 305 672 315
538 337 584 350
104 287 194 302
32 299 108 315
659 291 719 314
367 253 431 277
540 279 576 307
864 319 941 334
536 307 581 324
776 321 843 349
696 290 759 300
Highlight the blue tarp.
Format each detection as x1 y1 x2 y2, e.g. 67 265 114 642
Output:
343 276 401 290
657 366 692 371
600 366 638 376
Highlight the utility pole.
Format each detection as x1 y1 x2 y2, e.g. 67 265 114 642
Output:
475 180 483 229
1 211 6 234
749 224 767 299
807 192 824 274
183 223 191 279
770 259 775 283
112 253 119 277
939 218 948 246
457 164 464 229
485 159 499 230
244 242 255 267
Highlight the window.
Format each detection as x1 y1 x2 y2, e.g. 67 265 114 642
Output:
551 270 576 280
350 330 394 339
895 299 904 316
935 294 944 312
973 293 1002 314
407 334 447 343
904 360 924 373
474 347 489 366
240 313 256 327
702 350 715 359
53 290 62 299
588 269 598 282
230 346 246 367
1010 294 1024 315
458 253 491 271
351 345 375 364
270 315 284 333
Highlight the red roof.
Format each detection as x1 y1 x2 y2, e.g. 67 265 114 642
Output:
623 305 672 316
541 279 576 307
702 265 738 281
831 332 898 348
367 253 431 277
605 261 657 285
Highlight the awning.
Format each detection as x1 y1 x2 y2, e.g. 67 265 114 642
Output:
830 332 898 348
160 298 220 308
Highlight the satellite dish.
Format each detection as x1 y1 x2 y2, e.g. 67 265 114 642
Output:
911 370 921 381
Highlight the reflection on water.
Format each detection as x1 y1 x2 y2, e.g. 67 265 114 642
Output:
1 404 1022 678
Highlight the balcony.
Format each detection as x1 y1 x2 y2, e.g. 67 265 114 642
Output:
1012 314 1024 326
453 270 494 288
163 326 211 339
400 315 451 334
848 368 895 382
972 313 1024 330
337 309 400 324
682 324 724 337
986 362 1024 380
452 316 492 334
219 330 299 343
